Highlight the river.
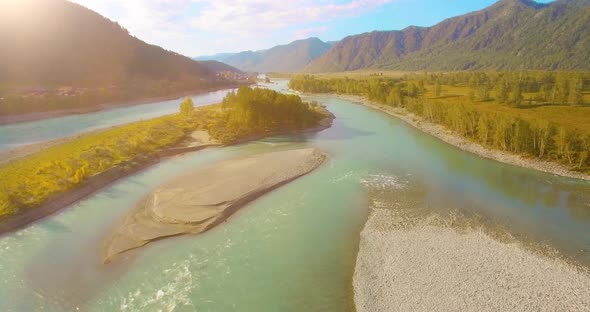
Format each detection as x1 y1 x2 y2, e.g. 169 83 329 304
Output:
0 88 236 151
0 80 589 311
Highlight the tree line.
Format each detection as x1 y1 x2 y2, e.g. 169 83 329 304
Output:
290 73 590 173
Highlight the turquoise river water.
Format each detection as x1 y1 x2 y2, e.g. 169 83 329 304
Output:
0 80 589 311
0 88 235 150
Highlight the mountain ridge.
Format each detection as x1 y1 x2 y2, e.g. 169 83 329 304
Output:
195 37 334 73
305 0 590 72
0 0 214 87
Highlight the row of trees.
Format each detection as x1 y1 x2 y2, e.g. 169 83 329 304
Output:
290 72 588 107
418 98 589 167
289 74 590 172
421 72 587 106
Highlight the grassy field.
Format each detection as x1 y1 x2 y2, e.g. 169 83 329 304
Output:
421 86 590 136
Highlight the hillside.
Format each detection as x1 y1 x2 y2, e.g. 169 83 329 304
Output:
200 61 244 74
196 38 334 73
306 0 590 72
0 0 214 87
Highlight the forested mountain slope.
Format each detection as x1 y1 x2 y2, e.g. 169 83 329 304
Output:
200 61 244 74
306 0 590 72
0 0 214 86
196 38 334 73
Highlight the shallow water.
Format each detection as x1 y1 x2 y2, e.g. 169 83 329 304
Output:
0 88 235 150
0 80 589 311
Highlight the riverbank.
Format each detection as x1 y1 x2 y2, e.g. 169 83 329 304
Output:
312 92 590 181
0 109 334 236
354 206 590 311
0 130 221 236
0 83 245 126
0 128 117 165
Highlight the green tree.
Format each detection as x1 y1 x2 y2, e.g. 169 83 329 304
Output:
180 98 195 117
496 82 508 104
570 79 584 106
386 85 404 107
478 82 491 101
557 79 570 105
407 83 418 97
510 83 523 107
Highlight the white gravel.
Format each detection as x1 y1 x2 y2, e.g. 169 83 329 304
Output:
354 208 590 312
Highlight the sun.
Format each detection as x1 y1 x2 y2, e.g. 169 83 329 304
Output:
0 0 39 17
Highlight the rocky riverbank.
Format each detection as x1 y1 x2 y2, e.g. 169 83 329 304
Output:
354 206 590 311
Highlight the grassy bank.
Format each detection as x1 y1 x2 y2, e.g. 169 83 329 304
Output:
0 114 194 217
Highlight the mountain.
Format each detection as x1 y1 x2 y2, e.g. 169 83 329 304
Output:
193 53 236 62
200 61 244 74
196 38 334 73
306 0 590 72
0 0 214 87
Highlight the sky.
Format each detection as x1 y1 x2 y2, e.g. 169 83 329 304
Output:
69 0 554 57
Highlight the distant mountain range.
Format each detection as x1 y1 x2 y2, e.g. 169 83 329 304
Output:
306 0 590 72
195 38 334 73
0 0 214 87
200 61 244 74
2 0 589 90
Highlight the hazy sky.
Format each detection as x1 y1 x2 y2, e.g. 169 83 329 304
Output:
69 0 554 57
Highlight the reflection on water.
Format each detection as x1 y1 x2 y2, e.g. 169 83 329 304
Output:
0 80 589 311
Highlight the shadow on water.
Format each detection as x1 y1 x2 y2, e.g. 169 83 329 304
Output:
398 121 590 265
364 171 590 267
25 240 141 311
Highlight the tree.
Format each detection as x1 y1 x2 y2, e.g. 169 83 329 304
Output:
531 120 552 158
556 127 578 164
510 83 523 107
478 82 491 101
406 83 418 97
570 79 584 106
496 81 508 104
386 85 404 107
476 116 490 145
557 79 570 105
180 98 195 117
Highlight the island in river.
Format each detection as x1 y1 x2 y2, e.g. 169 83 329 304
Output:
102 148 327 263
0 87 334 236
